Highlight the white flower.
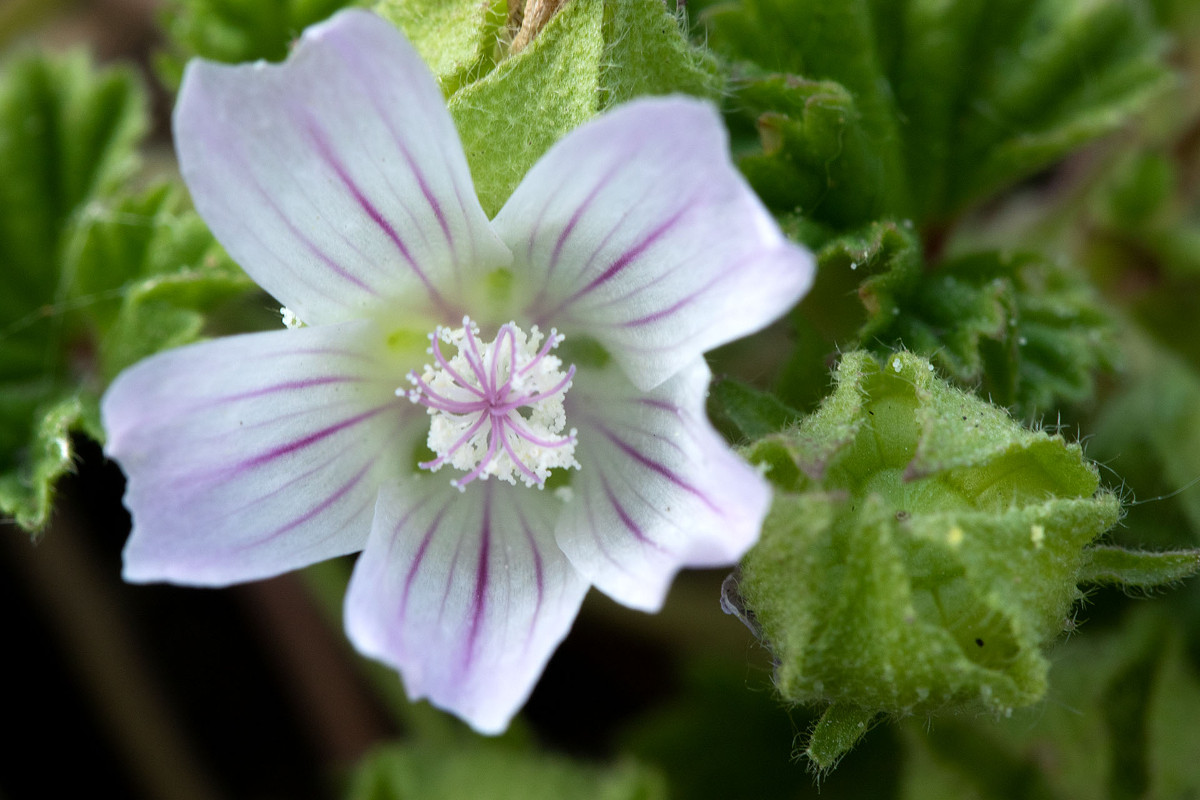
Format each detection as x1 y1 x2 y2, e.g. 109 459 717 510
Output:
101 10 814 734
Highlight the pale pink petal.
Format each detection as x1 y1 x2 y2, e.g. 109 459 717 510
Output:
103 320 415 585
175 10 510 327
558 359 770 611
492 97 814 391
345 479 588 734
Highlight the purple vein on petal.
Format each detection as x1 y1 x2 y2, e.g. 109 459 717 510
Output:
592 423 720 514
235 405 392 474
217 134 380 299
301 116 451 311
237 456 377 551
463 486 493 673
597 471 661 548
537 202 693 325
214 375 362 405
514 506 545 648
565 203 691 302
541 162 623 285
399 497 450 617
634 397 681 414
335 42 463 270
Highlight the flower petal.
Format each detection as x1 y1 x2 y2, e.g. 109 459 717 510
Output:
345 479 587 734
493 97 814 391
175 9 510 326
103 320 413 585
559 358 770 611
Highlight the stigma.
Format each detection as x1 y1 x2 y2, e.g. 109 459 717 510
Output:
401 317 579 490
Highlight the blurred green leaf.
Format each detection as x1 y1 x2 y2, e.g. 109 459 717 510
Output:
156 0 364 85
1091 340 1200 543
346 740 666 800
809 220 1118 419
0 53 255 533
898 605 1200 800
707 0 1171 226
708 376 803 442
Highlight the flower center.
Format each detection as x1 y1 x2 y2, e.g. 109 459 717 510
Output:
401 316 579 490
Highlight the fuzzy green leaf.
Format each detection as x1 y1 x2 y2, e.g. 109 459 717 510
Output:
735 350 1122 768
0 393 95 531
1078 546 1200 588
707 0 1171 224
448 0 605 217
374 0 507 94
599 0 722 107
156 0 363 86
447 0 729 217
346 741 666 800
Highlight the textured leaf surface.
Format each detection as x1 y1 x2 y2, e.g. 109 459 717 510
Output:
448 0 725 216
736 351 1122 768
374 0 507 94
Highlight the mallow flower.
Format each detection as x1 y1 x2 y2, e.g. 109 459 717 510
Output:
102 9 814 733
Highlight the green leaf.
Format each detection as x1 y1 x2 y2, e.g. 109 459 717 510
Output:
734 75 895 227
598 0 723 107
0 52 145 320
706 0 1171 225
805 704 881 773
898 605 1200 800
446 0 730 217
156 0 364 86
374 0 508 94
0 393 93 531
346 741 666 800
735 350 1124 768
0 52 146 531
820 220 1118 418
0 49 256 534
64 184 255 382
448 0 605 217
1078 546 1200 588
707 376 802 442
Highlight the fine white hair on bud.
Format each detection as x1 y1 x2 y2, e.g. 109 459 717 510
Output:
400 317 579 490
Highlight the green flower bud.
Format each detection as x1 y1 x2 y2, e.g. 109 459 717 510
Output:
729 351 1121 768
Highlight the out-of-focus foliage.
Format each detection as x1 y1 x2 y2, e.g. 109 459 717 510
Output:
898 605 1200 800
826 221 1118 418
156 0 365 85
346 740 666 800
705 0 1172 228
0 53 253 532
